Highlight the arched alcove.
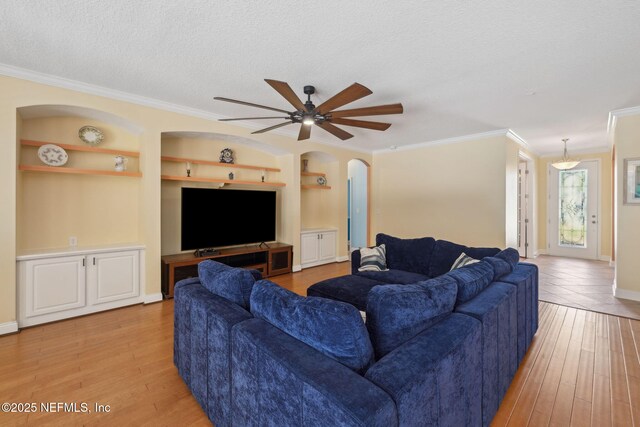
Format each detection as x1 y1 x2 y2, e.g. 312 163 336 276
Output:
300 151 340 230
160 131 289 255
16 104 144 251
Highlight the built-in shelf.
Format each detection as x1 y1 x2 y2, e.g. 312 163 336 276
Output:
301 171 326 177
161 156 280 172
161 175 286 187
21 139 140 157
19 165 142 177
301 184 332 190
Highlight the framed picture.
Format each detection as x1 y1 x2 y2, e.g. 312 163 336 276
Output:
624 158 640 205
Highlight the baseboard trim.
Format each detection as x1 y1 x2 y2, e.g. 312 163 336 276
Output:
613 281 640 302
0 321 19 335
143 293 163 304
609 260 616 267
292 264 302 273
335 256 349 263
598 255 611 262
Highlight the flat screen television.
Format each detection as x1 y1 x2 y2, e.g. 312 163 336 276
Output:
181 187 276 251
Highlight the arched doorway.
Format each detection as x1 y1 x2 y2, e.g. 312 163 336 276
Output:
348 159 370 251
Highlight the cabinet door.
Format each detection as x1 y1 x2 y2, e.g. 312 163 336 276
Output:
319 231 337 261
24 255 86 317
88 250 139 305
269 248 292 276
301 233 320 265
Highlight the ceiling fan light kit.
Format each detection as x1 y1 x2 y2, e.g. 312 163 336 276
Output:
214 79 403 141
551 138 580 170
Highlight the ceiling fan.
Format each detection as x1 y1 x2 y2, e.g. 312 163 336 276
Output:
214 79 403 141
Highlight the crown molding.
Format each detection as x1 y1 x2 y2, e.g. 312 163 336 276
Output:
607 105 640 148
505 129 534 153
0 63 372 155
372 128 535 155
0 63 228 121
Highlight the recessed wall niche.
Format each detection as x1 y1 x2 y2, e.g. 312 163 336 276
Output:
16 105 144 252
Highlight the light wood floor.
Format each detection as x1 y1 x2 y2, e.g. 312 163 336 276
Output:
1 262 638 426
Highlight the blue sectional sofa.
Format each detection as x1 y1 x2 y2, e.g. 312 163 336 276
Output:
174 234 539 427
308 234 539 426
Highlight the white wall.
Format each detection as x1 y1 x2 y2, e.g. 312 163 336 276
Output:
372 135 517 248
613 113 640 301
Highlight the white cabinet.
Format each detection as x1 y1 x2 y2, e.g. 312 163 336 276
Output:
17 245 144 327
301 233 320 265
300 229 337 268
25 255 86 318
90 250 139 305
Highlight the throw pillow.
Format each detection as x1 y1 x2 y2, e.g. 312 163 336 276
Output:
428 239 500 278
450 252 479 270
358 244 389 272
250 279 375 373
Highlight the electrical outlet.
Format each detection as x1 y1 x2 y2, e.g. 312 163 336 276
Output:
69 236 78 247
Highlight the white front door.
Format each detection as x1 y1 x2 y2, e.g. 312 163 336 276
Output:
548 160 599 259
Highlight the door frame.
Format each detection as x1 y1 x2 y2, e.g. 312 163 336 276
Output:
347 158 371 250
546 158 602 260
518 153 534 258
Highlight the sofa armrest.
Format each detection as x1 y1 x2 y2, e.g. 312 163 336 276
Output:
365 313 482 427
174 280 253 425
351 249 362 274
232 318 397 427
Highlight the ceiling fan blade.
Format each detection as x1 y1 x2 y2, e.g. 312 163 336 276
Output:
251 121 293 134
329 118 391 131
329 103 404 118
214 97 291 114
264 79 306 111
298 124 311 141
316 122 353 140
219 116 290 121
315 83 372 114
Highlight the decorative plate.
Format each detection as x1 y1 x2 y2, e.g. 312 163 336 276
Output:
38 144 68 166
317 176 327 186
78 126 104 145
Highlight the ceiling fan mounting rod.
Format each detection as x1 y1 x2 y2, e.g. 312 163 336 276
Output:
303 85 316 112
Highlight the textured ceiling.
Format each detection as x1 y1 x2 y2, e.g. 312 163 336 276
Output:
1 0 639 154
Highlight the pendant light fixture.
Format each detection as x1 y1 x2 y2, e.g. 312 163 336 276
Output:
551 138 580 170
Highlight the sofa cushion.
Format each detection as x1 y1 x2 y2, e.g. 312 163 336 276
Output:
198 260 255 309
495 247 520 269
483 256 513 281
366 275 458 358
446 260 495 304
375 233 436 276
429 239 500 278
358 244 389 272
356 269 429 285
306 275 385 311
251 279 374 373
